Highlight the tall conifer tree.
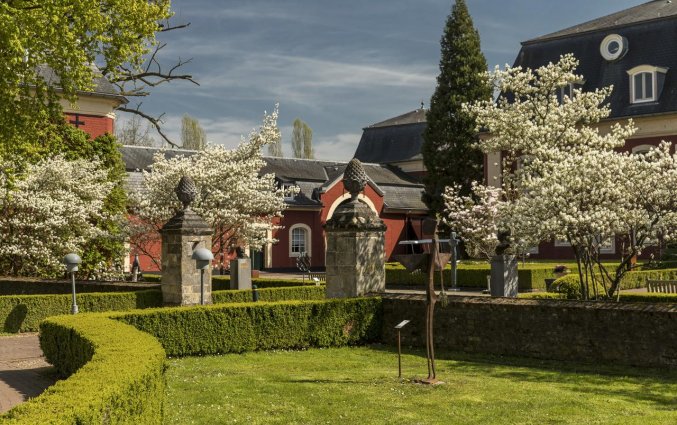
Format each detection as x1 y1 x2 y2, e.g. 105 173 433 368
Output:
422 0 491 214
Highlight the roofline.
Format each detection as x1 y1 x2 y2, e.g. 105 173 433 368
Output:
53 86 128 105
282 205 323 212
362 120 428 131
382 207 429 215
522 8 677 46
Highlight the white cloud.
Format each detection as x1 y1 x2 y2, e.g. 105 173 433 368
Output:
312 132 362 161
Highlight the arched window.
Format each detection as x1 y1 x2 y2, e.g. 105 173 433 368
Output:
627 65 668 104
289 224 311 257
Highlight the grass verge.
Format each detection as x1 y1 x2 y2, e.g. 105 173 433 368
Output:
165 346 677 425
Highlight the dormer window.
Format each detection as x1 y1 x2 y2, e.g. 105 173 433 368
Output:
627 65 668 104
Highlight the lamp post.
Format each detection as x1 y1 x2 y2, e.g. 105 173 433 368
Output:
192 247 214 305
63 253 81 314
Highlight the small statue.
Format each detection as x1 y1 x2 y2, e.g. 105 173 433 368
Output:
235 246 247 259
495 229 512 256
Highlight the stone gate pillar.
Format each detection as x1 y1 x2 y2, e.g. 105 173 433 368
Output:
324 159 387 298
160 176 214 306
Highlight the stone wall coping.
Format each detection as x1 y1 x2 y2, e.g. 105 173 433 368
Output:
381 294 677 313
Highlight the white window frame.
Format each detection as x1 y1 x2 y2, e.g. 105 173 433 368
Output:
289 223 311 257
628 65 668 104
554 240 571 247
596 236 615 254
631 144 655 155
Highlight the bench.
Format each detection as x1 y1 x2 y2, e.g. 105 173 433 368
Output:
306 271 326 284
646 280 677 293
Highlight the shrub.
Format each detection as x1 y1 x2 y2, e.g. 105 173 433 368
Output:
0 278 157 295
213 286 325 304
550 268 677 299
112 298 383 357
0 290 162 333
0 315 165 424
385 264 554 290
141 274 162 283
212 276 317 290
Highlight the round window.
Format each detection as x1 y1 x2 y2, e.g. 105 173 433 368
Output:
600 34 628 61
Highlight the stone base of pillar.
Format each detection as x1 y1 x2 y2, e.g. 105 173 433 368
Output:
325 230 385 298
229 259 252 290
490 254 518 298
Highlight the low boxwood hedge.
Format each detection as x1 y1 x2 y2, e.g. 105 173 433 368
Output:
0 278 157 295
112 298 382 357
547 269 677 299
385 266 553 291
213 276 317 290
0 286 325 334
0 290 163 333
213 286 325 304
0 315 165 424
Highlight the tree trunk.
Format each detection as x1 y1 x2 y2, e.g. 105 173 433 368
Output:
425 220 439 381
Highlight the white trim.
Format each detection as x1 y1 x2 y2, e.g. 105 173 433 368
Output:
289 223 311 258
600 34 628 61
627 65 668 104
554 240 571 247
326 193 378 220
631 144 655 154
597 236 615 254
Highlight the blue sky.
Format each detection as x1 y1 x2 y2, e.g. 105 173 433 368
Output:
121 0 642 159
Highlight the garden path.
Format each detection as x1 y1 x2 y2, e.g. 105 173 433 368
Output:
0 333 55 414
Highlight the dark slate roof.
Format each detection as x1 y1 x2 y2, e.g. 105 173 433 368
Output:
37 64 126 102
514 4 677 120
526 1 677 44
353 109 427 164
119 145 197 171
120 146 427 212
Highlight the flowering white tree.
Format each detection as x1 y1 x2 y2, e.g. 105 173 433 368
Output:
0 157 117 277
129 106 291 269
443 182 503 261
461 54 677 299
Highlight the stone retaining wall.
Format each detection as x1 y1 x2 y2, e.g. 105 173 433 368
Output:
381 295 677 368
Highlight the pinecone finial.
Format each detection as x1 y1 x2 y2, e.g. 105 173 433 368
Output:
343 159 368 201
175 176 197 209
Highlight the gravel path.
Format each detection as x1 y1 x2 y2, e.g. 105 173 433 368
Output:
0 334 56 414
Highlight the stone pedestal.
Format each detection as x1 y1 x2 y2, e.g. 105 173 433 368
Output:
325 229 385 298
324 159 387 299
229 258 252 290
490 254 518 298
160 208 213 306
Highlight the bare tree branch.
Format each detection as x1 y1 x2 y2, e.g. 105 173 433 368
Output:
117 105 179 148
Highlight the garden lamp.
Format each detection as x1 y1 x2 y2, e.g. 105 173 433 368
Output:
192 247 214 305
63 253 81 314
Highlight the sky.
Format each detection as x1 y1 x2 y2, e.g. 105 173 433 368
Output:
118 0 643 160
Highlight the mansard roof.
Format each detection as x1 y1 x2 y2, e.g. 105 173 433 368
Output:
353 108 427 164
525 1 677 44
514 1 677 120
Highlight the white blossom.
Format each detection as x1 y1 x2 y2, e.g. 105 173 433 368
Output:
128 106 292 269
0 156 116 276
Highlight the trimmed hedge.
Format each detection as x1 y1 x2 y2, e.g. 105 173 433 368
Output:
0 286 325 334
213 275 317 290
385 266 553 291
112 298 383 357
548 269 677 299
213 286 325 304
520 292 677 303
0 290 163 333
0 315 165 424
0 278 157 295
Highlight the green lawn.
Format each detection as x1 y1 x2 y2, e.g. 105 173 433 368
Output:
165 346 677 424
